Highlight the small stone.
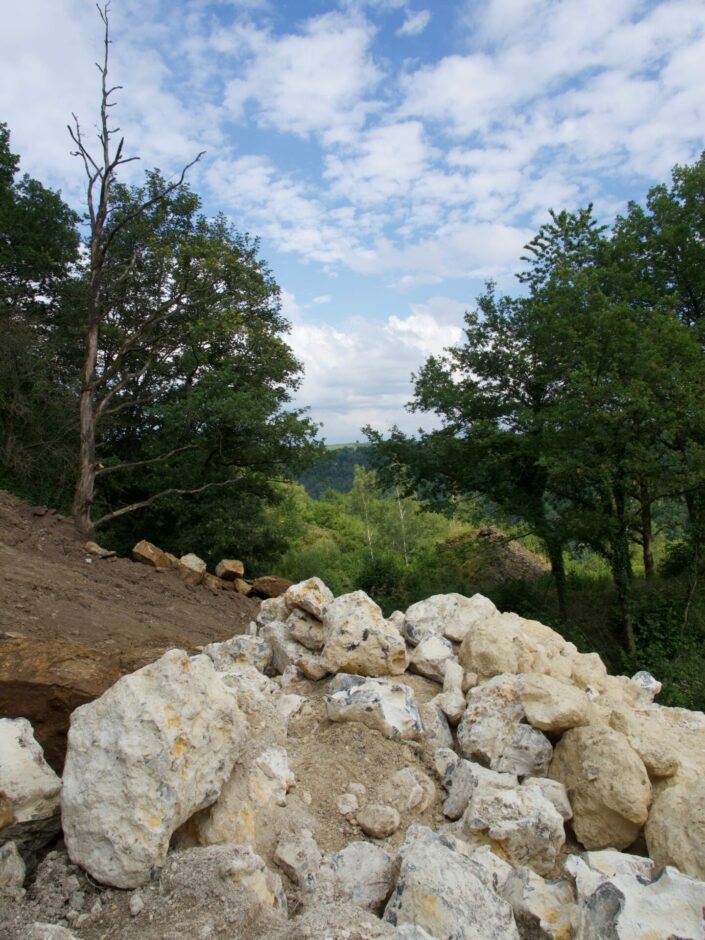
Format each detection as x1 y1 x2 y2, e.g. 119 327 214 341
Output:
0 841 25 889
274 830 322 891
319 841 397 914
408 635 456 683
348 782 367 799
357 803 401 838
630 670 662 703
380 767 436 813
177 552 207 586
419 701 454 749
336 793 359 816
129 891 145 916
132 540 171 570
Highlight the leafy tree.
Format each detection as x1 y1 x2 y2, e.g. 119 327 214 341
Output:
66 4 320 537
0 123 80 503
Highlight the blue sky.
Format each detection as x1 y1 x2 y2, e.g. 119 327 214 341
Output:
2 0 704 441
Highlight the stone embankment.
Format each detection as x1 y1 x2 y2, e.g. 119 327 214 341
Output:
2 578 705 939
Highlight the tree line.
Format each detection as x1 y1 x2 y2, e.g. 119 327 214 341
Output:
368 152 705 680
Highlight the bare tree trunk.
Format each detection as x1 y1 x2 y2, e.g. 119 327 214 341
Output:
640 479 655 579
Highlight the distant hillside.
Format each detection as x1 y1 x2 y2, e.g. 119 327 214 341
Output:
297 444 374 498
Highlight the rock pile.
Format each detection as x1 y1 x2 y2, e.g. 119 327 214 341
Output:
132 539 293 598
2 579 705 939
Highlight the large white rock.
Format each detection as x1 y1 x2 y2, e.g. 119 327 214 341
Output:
260 621 328 680
436 748 516 821
419 700 454 749
608 705 679 779
177 552 207 586
274 828 321 892
284 577 334 620
202 635 272 674
0 717 61 825
383 824 520 939
62 649 245 888
403 593 498 645
503 866 577 939
566 853 705 939
456 765 566 876
517 673 591 734
645 773 705 879
549 726 651 851
257 595 289 626
0 717 61 859
321 591 407 677
408 635 456 683
457 675 553 776
287 608 327 651
325 674 423 740
319 841 398 914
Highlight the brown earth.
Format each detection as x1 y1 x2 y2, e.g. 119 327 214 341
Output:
0 489 260 661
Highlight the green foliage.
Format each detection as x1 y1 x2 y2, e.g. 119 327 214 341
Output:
298 444 374 497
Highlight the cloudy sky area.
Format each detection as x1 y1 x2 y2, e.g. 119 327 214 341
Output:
2 0 704 440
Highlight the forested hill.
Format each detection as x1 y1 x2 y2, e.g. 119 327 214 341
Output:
297 445 374 497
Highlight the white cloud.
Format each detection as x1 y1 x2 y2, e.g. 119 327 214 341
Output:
222 12 382 142
312 295 332 304
397 9 431 36
285 291 464 440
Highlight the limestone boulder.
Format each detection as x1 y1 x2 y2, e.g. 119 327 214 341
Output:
321 592 407 677
566 853 705 940
202 635 272 674
287 608 327 651
131 539 172 570
645 773 705 879
319 841 397 914
503 866 577 940
0 841 25 890
0 637 120 771
457 675 552 777
403 592 497 646
215 559 245 581
419 700 454 750
325 674 423 741
379 767 436 814
260 621 328 680
608 705 679 779
274 828 321 892
629 670 662 703
357 803 401 839
408 634 455 683
436 749 516 822
257 596 289 626
549 726 651 851
383 824 520 939
284 577 334 619
518 673 591 734
62 649 246 888
177 552 207 586
0 717 61 861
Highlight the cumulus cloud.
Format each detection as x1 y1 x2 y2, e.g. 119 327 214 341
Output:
282 291 465 441
397 9 431 36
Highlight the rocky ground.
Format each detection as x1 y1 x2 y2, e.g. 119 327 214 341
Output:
2 493 705 939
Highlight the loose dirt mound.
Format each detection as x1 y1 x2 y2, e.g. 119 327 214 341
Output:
0 490 259 662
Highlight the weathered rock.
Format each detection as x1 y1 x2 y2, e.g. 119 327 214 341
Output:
645 773 705 879
234 578 253 595
408 634 455 683
0 717 61 860
549 726 651 851
608 705 679 779
392 927 437 940
379 767 436 813
251 576 293 598
518 673 591 734
319 841 398 914
62 649 245 888
419 701 454 749
629 670 661 703
84 540 116 558
432 690 466 725
191 745 294 849
521 777 572 822
202 635 272 674
456 764 566 876
504 866 576 940
321 591 407 677
274 829 321 892
0 638 120 771
403 592 497 646
383 824 520 939
436 749 515 822
257 595 289 625
177 552 207 586
357 803 401 839
0 840 25 889
325 674 423 740
459 612 606 690
202 572 228 592
287 608 327 651
26 926 80 940
260 621 328 680
458 675 553 776
215 559 245 581
444 659 464 693
336 792 359 816
284 577 334 619
567 852 705 940
131 539 172 569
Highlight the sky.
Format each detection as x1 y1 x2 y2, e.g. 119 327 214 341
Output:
1 0 704 442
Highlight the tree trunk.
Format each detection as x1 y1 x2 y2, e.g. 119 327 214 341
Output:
72 312 99 537
546 539 568 621
639 480 655 578
612 476 636 653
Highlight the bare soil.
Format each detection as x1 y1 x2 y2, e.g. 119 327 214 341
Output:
0 489 260 661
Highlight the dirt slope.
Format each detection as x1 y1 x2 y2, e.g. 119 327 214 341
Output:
0 490 259 661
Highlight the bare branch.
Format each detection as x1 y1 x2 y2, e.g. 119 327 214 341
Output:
95 444 198 478
93 477 239 529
